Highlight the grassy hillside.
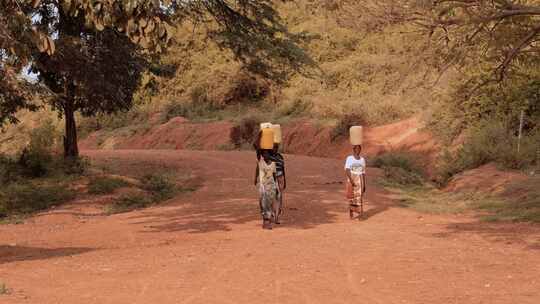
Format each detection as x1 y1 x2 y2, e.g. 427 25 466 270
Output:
161 1 440 123
74 1 441 130
1 1 537 180
1 1 443 153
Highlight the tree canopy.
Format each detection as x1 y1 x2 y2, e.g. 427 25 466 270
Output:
1 0 309 157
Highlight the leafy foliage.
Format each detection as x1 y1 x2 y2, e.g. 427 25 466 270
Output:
435 120 539 186
17 119 58 177
106 193 152 214
0 183 75 217
373 152 425 185
378 1 540 80
1 0 308 158
140 173 177 201
0 0 173 126
88 176 129 195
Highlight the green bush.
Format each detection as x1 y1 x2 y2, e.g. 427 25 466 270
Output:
106 194 152 214
381 166 424 186
372 152 422 173
17 119 59 177
106 173 196 214
61 157 90 175
373 152 425 185
435 121 539 185
331 113 366 140
0 154 22 184
140 173 177 201
223 73 269 104
0 183 75 217
19 149 52 177
88 176 129 195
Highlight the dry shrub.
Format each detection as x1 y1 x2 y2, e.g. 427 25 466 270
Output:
223 73 269 105
331 113 366 140
435 121 540 186
278 98 313 117
373 152 425 185
230 116 260 148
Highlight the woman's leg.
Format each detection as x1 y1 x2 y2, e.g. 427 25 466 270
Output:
260 192 273 229
356 177 364 218
274 176 285 223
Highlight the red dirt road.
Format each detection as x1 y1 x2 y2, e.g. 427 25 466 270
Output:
1 150 539 304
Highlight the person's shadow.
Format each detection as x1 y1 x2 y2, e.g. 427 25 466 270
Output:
0 245 95 265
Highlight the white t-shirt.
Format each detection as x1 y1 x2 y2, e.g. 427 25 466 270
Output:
345 155 366 175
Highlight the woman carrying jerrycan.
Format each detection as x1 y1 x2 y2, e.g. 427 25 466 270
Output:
253 123 286 230
345 126 367 219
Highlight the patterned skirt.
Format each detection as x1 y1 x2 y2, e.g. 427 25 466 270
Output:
346 174 364 204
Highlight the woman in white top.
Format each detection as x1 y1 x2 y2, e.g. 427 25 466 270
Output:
344 145 366 219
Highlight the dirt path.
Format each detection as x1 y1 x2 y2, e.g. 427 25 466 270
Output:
1 150 539 304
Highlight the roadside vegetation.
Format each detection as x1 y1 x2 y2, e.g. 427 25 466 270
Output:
105 172 197 214
375 150 539 223
0 120 197 221
372 152 425 186
0 120 81 219
87 176 130 195
382 178 540 224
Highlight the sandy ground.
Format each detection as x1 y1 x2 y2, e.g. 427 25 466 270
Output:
1 150 539 304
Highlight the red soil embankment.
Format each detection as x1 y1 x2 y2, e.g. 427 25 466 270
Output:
81 116 439 163
444 163 529 195
282 117 438 162
81 117 233 151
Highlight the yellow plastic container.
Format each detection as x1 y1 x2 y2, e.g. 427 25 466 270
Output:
260 128 275 149
349 126 363 145
272 124 282 144
260 122 273 130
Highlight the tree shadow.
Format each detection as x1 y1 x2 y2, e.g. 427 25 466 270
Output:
127 180 394 234
0 245 96 264
432 221 540 250
86 151 394 234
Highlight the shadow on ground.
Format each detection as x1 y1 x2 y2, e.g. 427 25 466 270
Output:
433 221 540 250
0 245 96 264
127 181 394 234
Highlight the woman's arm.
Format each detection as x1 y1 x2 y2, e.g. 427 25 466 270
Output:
345 169 356 186
254 163 259 186
282 166 287 190
252 130 262 151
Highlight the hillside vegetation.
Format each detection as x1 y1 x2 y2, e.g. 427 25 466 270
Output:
76 1 440 130
1 1 538 187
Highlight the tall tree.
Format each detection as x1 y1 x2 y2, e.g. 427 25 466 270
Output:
1 0 173 157
1 0 308 157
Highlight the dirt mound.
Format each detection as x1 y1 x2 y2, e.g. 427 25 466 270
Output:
81 117 233 151
82 116 439 165
444 163 528 195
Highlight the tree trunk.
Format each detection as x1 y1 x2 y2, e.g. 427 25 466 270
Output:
63 99 79 158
